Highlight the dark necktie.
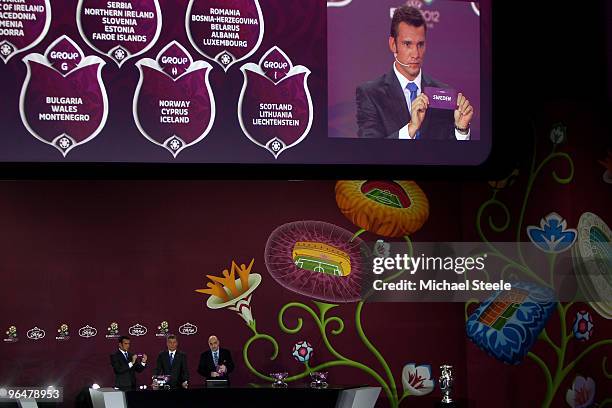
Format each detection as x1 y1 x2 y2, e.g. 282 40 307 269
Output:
170 352 174 366
124 352 129 362
406 82 421 140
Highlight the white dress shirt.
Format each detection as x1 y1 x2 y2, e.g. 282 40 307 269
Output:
393 64 470 140
119 348 145 368
119 349 133 368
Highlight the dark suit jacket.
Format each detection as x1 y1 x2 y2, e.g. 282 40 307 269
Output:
154 350 189 388
197 348 234 380
356 69 455 140
110 350 146 390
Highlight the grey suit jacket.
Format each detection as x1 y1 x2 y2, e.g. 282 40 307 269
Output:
356 69 455 140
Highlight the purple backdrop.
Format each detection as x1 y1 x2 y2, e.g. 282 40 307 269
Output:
328 0 481 140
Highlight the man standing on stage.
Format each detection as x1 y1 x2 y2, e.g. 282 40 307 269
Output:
154 334 189 389
110 336 147 390
197 335 235 381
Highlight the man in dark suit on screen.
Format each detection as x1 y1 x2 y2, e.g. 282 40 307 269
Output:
356 6 474 140
197 335 234 381
154 334 189 389
110 336 147 390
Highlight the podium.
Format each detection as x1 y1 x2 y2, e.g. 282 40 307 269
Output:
89 388 126 408
90 385 381 408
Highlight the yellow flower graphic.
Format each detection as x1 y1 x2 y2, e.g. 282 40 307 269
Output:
196 259 262 326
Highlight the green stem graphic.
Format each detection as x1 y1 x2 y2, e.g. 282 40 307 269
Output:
398 390 411 404
475 197 548 286
472 138 607 408
539 329 560 357
242 322 279 382
603 356 612 380
560 340 612 380
528 352 553 396
563 301 575 316
500 263 521 283
241 232 422 407
515 141 574 271
277 301 396 406
356 301 398 402
350 228 366 242
532 302 612 408
515 131 539 268
558 303 568 365
548 253 558 289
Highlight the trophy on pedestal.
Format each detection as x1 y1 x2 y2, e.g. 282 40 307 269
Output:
439 365 454 405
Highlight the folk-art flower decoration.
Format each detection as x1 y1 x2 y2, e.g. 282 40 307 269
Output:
565 376 596 408
466 282 556 365
572 311 594 341
572 212 612 320
196 259 261 326
373 239 390 258
401 363 434 396
488 169 520 190
335 180 429 238
598 150 612 184
265 220 370 303
526 212 577 253
292 340 314 364
549 122 568 145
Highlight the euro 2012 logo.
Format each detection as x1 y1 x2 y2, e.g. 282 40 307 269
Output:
156 321 169 337
4 326 18 342
106 322 120 338
56 323 70 340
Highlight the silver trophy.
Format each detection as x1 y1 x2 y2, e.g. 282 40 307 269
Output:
439 365 454 404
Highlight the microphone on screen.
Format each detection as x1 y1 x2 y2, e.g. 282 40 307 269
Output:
394 54 417 68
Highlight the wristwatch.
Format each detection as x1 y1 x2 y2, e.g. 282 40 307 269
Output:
455 125 470 135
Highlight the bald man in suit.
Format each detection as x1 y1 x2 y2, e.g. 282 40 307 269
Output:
197 335 234 381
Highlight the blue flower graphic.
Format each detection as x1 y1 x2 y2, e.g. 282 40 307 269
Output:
527 212 577 253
